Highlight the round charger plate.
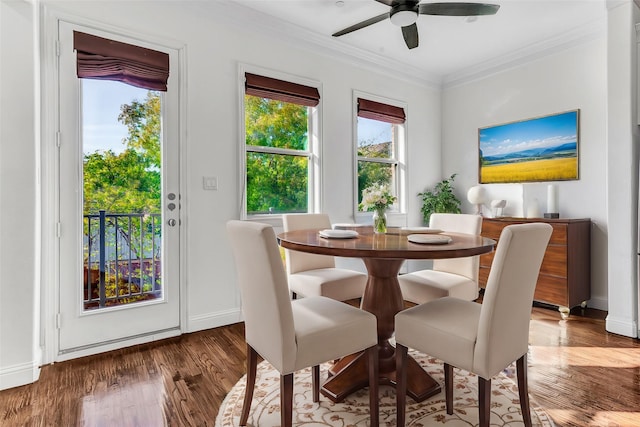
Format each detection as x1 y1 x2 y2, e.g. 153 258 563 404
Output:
332 223 368 229
318 229 359 239
407 234 452 245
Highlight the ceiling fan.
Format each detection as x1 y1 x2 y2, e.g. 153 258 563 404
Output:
332 1 500 50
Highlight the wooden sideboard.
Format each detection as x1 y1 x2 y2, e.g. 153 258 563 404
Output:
479 217 591 316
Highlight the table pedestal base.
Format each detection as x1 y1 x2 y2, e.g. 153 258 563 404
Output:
320 346 441 403
320 257 441 403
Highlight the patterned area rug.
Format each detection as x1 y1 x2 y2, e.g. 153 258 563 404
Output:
215 351 555 426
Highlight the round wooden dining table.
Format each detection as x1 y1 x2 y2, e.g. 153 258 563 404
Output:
277 226 496 404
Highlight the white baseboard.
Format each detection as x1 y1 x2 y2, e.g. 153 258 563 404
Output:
187 308 243 333
606 315 638 338
0 358 41 391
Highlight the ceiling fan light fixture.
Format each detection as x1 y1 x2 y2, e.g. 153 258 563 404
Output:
390 10 418 27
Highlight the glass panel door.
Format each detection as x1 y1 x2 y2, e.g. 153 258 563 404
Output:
57 21 180 354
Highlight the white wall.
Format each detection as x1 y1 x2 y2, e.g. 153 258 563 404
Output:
442 35 609 310
0 0 41 389
0 0 442 388
605 0 639 337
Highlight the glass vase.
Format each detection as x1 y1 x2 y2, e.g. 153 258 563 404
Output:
372 209 387 234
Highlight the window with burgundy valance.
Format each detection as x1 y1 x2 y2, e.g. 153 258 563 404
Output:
356 96 406 213
242 70 321 218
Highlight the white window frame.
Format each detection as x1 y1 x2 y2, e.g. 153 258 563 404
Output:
238 65 322 225
353 91 407 225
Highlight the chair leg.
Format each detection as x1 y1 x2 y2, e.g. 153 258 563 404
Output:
240 344 258 426
367 346 379 427
312 365 320 403
280 373 294 427
478 377 491 427
395 343 409 427
444 363 454 415
517 354 533 427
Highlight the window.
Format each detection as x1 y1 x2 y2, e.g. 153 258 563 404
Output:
242 71 320 217
356 97 406 213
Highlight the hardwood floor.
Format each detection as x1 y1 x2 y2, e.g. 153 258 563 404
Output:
1 304 639 426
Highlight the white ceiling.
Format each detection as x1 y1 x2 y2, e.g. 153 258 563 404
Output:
226 0 607 86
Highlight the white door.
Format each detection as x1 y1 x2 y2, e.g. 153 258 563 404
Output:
57 21 181 355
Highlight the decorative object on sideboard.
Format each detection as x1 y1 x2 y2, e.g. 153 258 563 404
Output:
526 198 542 218
466 185 487 216
544 184 560 218
478 109 580 184
491 199 506 217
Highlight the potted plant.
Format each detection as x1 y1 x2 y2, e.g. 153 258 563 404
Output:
419 174 461 224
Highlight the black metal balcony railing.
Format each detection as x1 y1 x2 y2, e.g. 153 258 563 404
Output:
84 210 162 310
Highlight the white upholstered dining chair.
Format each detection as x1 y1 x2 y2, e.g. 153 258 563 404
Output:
282 213 367 301
226 220 379 427
394 223 552 427
398 213 482 304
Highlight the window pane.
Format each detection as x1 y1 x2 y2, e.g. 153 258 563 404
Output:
81 79 163 310
357 161 395 209
246 152 308 215
245 95 309 150
357 117 393 159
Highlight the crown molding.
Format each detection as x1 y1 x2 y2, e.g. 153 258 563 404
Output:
186 1 606 91
443 16 607 89
188 1 442 89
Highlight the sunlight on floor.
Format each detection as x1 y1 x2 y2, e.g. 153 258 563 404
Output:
81 376 165 425
530 346 640 368
546 409 640 426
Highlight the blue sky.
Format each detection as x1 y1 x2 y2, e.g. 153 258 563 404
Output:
82 79 148 154
479 110 578 157
358 117 392 146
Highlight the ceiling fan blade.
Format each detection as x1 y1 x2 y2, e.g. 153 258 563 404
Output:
401 23 419 49
419 2 500 16
373 0 396 5
332 12 390 37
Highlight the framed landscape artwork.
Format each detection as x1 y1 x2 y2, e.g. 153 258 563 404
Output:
478 110 579 184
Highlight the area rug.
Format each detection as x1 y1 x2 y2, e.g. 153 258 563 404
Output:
215 350 555 426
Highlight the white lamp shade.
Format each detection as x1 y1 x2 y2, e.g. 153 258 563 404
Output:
467 185 487 204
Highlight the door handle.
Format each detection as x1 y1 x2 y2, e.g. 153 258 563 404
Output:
167 219 177 227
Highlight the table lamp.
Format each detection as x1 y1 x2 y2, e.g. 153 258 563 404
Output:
467 185 487 216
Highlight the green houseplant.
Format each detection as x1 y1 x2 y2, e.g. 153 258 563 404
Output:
419 174 462 224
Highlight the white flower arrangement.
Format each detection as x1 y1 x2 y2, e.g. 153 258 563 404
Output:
359 184 397 212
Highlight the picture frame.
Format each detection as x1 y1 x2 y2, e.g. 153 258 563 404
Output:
478 110 580 184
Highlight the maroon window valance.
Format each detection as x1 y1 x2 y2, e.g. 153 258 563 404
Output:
357 98 406 124
245 73 320 107
73 31 169 91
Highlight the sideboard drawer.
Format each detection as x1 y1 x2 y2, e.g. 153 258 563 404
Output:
539 245 568 278
534 274 568 305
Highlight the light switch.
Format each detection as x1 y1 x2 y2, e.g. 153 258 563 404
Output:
203 176 218 190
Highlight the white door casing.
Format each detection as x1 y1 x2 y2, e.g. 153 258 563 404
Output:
56 20 182 357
